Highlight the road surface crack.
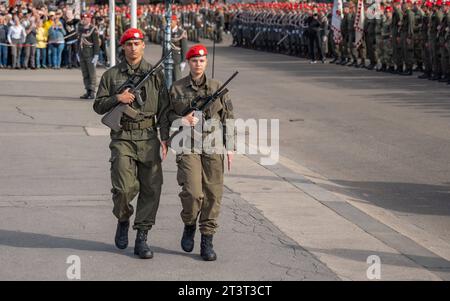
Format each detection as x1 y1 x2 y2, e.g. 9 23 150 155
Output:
15 106 34 120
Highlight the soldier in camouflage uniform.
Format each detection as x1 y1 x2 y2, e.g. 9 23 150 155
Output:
400 0 415 75
168 44 235 261
93 28 170 259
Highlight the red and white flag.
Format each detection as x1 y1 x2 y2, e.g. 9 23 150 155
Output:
354 0 365 48
331 0 343 44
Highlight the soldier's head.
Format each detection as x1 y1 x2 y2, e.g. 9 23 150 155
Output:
186 44 208 78
81 13 92 26
385 6 393 17
120 28 145 63
171 14 178 29
393 0 402 9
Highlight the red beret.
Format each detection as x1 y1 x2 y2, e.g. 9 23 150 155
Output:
446 1 450 6
81 13 92 19
120 28 144 45
186 44 208 60
393 0 401 3
436 0 443 6
385 6 393 12
171 14 177 21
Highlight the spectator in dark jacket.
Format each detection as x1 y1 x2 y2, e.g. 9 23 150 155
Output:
0 14 9 68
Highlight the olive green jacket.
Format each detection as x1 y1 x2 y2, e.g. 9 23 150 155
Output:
93 59 170 141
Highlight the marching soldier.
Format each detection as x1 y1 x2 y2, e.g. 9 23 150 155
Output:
93 28 170 259
78 13 99 99
168 44 235 261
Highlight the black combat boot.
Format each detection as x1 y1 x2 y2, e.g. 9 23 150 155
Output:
418 71 431 79
400 67 413 76
79 91 89 99
438 73 449 83
134 230 153 259
87 90 96 99
181 224 196 252
367 63 375 70
114 220 129 249
387 66 396 73
430 73 441 81
200 234 217 261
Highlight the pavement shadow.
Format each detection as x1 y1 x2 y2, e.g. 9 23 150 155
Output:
0 93 83 102
319 180 450 217
283 243 450 279
0 229 200 260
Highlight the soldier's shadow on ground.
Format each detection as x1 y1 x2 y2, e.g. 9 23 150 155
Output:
319 180 450 217
0 229 203 260
0 93 85 102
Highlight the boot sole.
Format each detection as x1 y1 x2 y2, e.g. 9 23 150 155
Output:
134 250 154 259
115 241 128 250
181 243 194 253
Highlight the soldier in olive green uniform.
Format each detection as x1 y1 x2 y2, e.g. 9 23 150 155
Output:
400 1 415 75
339 4 350 64
430 2 444 80
93 28 170 259
78 13 99 99
413 1 425 72
380 6 395 72
438 3 450 82
392 0 404 73
418 2 433 79
164 15 188 82
168 44 235 261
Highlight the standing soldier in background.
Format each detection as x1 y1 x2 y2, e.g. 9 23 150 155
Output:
419 1 434 79
168 44 235 261
430 0 444 80
413 0 425 73
347 2 358 66
165 15 188 81
438 2 450 82
380 5 395 73
365 0 379 70
339 3 350 65
446 2 450 84
392 0 404 73
400 0 415 75
93 28 170 260
78 13 99 99
214 6 225 43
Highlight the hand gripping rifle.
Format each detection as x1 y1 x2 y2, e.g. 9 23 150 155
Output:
168 71 239 145
101 50 172 131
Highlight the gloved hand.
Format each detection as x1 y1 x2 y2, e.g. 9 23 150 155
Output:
76 54 80 63
91 54 99 65
180 61 186 72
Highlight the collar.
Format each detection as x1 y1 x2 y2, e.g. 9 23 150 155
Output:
186 73 207 91
118 58 151 75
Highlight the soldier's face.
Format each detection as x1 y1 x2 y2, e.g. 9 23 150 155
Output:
123 39 145 62
188 56 207 77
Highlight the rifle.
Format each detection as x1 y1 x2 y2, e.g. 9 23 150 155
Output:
251 30 262 44
101 50 172 131
277 33 289 45
168 71 239 145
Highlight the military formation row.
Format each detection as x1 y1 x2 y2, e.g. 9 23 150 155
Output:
229 1 450 84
